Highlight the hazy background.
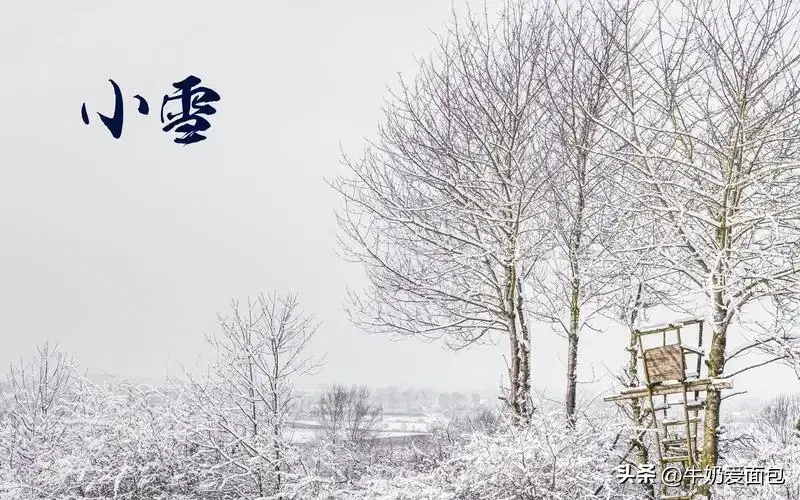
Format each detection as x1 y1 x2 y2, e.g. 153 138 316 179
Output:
0 0 795 404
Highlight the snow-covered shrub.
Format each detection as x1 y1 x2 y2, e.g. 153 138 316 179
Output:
1 374 203 499
439 409 630 499
295 408 636 500
714 394 800 500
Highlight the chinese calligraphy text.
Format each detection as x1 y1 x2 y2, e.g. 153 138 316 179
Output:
81 75 220 145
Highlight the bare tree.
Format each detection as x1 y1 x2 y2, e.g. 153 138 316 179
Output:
315 385 346 447
534 1 623 424
758 393 800 446
333 0 555 425
0 343 76 472
586 0 800 486
314 384 382 446
185 292 321 498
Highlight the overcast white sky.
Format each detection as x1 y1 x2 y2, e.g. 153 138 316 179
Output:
0 0 796 405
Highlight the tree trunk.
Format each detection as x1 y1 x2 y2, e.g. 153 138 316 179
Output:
627 324 655 499
506 308 522 424
565 267 581 425
273 420 282 497
505 265 531 425
698 296 728 498
698 209 732 500
630 399 655 500
272 346 283 497
246 356 264 498
516 276 532 417
565 328 578 425
566 154 586 425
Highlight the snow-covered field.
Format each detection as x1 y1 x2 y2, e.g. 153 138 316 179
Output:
286 413 441 443
287 428 429 443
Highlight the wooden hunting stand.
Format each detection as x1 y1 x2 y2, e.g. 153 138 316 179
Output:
605 317 732 500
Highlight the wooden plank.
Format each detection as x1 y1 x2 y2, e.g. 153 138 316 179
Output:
644 344 685 383
664 417 701 426
662 436 695 447
680 344 704 355
604 378 732 402
635 317 704 335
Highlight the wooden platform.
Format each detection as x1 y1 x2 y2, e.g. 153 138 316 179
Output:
604 378 732 402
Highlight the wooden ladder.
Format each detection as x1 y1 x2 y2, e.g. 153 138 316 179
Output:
637 321 705 500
